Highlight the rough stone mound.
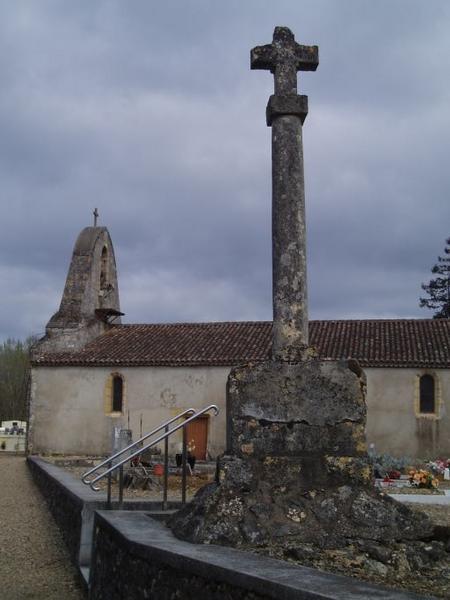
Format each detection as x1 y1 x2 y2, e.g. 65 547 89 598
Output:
171 455 432 549
170 358 433 551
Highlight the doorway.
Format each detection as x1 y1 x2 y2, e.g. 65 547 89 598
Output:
185 415 209 460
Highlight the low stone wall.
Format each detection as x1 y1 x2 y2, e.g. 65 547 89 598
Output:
28 457 428 600
26 456 168 570
27 456 107 566
89 511 425 600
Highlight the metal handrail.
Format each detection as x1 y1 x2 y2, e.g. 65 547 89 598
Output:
81 408 196 485
87 404 219 492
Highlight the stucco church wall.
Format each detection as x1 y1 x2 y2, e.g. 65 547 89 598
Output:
365 367 450 459
28 365 230 457
29 364 450 459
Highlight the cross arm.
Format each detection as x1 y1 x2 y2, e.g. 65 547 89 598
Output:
251 43 318 73
251 44 276 72
294 45 319 72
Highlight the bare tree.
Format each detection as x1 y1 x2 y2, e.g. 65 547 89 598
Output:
0 337 35 422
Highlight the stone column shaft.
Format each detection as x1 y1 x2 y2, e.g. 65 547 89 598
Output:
272 114 308 361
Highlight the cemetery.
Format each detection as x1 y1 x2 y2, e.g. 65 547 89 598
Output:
24 25 450 599
0 420 26 453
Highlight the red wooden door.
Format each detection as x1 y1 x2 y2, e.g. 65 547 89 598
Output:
185 415 208 460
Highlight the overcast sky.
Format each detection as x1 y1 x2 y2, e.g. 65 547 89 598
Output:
1 0 449 342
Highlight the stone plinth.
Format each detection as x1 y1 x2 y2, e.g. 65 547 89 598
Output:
227 358 366 460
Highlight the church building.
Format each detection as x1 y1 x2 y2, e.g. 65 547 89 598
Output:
28 226 450 460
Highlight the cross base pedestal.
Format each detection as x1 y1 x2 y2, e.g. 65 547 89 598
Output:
170 357 432 552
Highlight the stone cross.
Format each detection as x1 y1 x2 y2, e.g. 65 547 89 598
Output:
93 208 99 227
251 27 318 362
251 26 318 96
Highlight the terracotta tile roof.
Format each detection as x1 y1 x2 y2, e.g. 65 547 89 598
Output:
33 322 271 367
310 319 449 368
32 319 449 368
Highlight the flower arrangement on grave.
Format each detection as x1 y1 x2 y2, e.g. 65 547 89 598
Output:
427 458 450 476
388 469 401 480
369 452 416 480
409 468 439 489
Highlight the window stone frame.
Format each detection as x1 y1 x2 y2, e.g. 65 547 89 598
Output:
104 372 126 417
414 372 441 419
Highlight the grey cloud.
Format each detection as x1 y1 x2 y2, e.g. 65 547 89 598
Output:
0 0 449 341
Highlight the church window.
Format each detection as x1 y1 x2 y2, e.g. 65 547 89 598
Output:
100 246 108 290
112 375 123 413
419 374 435 414
104 372 125 415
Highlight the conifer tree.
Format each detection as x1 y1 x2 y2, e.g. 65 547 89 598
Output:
420 237 450 318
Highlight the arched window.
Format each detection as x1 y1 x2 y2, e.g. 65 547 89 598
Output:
100 246 108 290
104 373 126 416
419 374 435 414
112 375 123 413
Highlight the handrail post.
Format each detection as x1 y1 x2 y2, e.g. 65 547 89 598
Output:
83 405 219 510
107 461 112 509
181 423 187 505
163 424 169 511
81 408 197 486
118 464 124 509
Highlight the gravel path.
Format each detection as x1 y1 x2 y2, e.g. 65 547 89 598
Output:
0 455 85 599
